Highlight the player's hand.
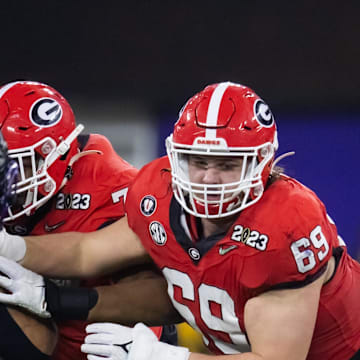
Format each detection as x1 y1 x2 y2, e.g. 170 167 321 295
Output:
82 322 134 360
0 228 26 261
82 322 190 360
0 255 50 318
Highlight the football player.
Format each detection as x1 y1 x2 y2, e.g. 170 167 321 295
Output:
0 81 168 360
0 82 359 360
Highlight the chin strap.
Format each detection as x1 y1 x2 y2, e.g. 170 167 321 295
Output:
271 151 295 171
46 124 85 167
59 149 103 190
43 123 87 194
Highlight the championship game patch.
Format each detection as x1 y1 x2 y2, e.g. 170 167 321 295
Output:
29 97 63 127
149 221 167 246
140 195 157 216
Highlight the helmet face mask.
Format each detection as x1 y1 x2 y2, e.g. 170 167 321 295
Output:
166 82 278 219
0 132 19 224
0 81 83 221
7 137 58 219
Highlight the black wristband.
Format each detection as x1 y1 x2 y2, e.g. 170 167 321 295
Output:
45 279 98 321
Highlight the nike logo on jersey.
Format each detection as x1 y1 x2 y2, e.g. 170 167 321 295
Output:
44 220 66 232
219 245 238 255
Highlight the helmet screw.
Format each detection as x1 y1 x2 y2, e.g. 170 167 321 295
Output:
253 185 263 197
41 142 52 155
260 147 269 157
44 181 53 193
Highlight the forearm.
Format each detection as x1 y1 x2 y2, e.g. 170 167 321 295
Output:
22 216 150 278
21 231 88 278
7 307 58 355
1 216 149 279
89 271 183 325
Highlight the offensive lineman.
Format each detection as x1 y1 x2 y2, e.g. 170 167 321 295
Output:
0 81 165 360
0 82 359 359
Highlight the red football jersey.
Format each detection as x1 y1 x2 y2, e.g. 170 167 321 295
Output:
126 156 360 359
27 134 162 360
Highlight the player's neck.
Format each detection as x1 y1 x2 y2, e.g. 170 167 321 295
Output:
200 214 237 238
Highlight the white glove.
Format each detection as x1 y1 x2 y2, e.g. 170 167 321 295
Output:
82 322 190 360
0 228 26 261
0 255 50 318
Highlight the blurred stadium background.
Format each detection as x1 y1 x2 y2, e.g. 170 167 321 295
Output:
1 1 359 352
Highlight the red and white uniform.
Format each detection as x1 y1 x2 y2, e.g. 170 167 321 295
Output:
126 156 360 360
15 134 162 360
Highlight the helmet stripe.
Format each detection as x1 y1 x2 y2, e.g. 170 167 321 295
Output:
205 82 231 139
0 81 22 99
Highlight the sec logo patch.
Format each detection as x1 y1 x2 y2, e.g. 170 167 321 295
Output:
149 221 167 246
